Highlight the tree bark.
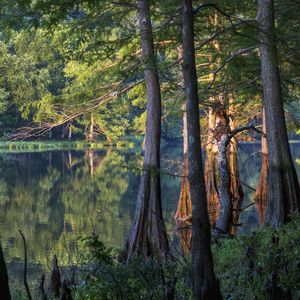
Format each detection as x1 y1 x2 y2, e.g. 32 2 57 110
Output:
175 46 191 222
124 0 169 260
257 0 300 226
0 243 11 300
182 0 222 298
254 109 268 224
205 107 219 225
175 104 192 222
228 97 244 235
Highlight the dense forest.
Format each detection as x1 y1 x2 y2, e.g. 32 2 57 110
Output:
0 0 299 299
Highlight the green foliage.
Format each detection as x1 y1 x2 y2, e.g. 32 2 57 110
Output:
74 233 190 300
212 213 300 300
72 214 300 299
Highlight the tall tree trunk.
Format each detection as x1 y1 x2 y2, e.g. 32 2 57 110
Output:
0 244 11 300
175 46 191 223
175 103 192 222
124 0 169 260
257 0 300 226
254 109 268 224
182 0 222 298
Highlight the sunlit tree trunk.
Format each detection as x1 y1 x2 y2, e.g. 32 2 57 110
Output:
175 46 191 223
124 0 169 260
228 96 244 235
177 227 192 257
254 109 268 224
175 103 192 222
257 0 300 226
182 0 222 298
205 107 219 225
205 14 220 226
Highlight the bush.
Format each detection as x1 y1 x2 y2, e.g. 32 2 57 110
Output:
212 212 300 300
73 214 300 299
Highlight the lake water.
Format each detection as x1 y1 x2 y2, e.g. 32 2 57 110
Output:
0 142 299 286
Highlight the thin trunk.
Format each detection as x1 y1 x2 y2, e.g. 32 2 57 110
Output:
182 0 222 298
254 109 268 224
124 0 169 260
228 97 244 235
0 244 11 300
88 113 94 142
68 122 72 141
257 0 300 226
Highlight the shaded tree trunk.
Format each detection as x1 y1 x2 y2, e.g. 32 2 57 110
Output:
254 109 268 224
124 0 169 260
257 0 300 226
182 0 222 298
0 244 11 300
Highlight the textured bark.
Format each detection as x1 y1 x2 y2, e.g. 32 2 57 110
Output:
215 134 232 234
254 110 268 224
0 244 11 300
175 47 192 222
257 0 300 226
182 0 222 298
124 0 169 260
178 227 192 257
205 108 219 225
228 99 244 235
175 105 192 221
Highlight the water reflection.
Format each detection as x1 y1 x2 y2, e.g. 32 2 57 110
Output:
0 142 299 282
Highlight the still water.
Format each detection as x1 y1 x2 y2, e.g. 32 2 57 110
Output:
0 142 299 284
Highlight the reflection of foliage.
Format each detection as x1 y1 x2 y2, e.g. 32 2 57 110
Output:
0 143 299 283
0 149 136 280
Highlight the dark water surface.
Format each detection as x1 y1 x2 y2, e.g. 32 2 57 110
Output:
0 142 299 285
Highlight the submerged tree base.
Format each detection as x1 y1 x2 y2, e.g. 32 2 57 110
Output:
124 169 169 261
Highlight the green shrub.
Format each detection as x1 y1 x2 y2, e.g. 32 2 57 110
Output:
212 212 300 300
73 214 300 299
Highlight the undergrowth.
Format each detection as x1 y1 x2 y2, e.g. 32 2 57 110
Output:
73 213 300 299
